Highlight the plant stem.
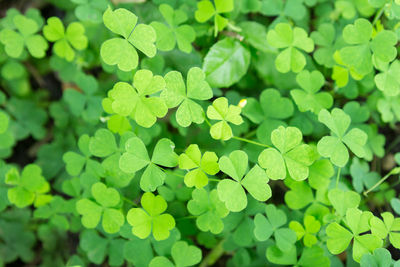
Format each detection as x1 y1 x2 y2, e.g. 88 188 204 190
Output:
122 196 137 206
372 6 385 26
336 167 341 188
199 239 225 267
176 215 197 221
232 136 270 148
364 167 400 196
159 167 186 178
208 178 220 182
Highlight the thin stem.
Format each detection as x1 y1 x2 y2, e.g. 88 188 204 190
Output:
159 167 186 178
232 136 271 148
336 167 341 188
227 22 242 32
364 167 400 196
372 6 385 26
208 178 220 182
203 113 212 127
176 215 197 221
199 239 225 267
123 196 137 207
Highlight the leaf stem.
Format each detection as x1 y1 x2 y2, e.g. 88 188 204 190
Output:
176 215 197 221
208 178 220 182
122 196 137 207
372 6 385 26
232 136 270 148
199 239 225 267
336 167 341 188
203 112 212 127
364 167 400 196
159 167 186 178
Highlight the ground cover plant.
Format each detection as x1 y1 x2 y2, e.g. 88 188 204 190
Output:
1 0 400 266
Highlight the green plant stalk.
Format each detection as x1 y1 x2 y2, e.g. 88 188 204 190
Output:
232 136 271 148
364 167 400 196
199 239 225 267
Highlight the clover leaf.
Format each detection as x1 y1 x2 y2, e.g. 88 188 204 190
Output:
375 60 400 97
290 70 333 113
350 158 380 193
242 89 294 145
258 126 314 181
339 18 397 77
149 241 202 267
178 144 219 188
150 4 196 53
317 108 368 167
289 215 321 247
206 97 243 140
63 72 103 123
187 188 229 234
360 248 393 267
119 137 178 191
0 14 48 58
101 7 156 71
195 0 234 36
72 0 108 23
260 0 306 21
253 204 297 251
80 229 125 266
0 111 9 134
5 164 51 208
217 150 271 212
377 94 400 123
310 23 336 68
103 69 167 128
161 67 213 127
266 23 314 73
43 17 88 61
328 188 360 217
127 192 175 241
326 208 383 262
370 212 400 249
76 182 124 233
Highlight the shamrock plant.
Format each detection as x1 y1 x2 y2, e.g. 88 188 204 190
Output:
151 4 196 53
43 17 88 61
0 14 48 58
76 182 124 233
266 23 314 73
127 192 175 241
101 7 156 71
3 1 400 266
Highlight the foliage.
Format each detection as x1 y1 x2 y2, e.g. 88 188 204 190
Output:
1 0 400 266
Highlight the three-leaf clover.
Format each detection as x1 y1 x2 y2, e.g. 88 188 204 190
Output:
217 150 271 212
375 60 400 96
242 89 294 145
149 241 202 267
370 212 400 249
310 23 336 68
161 67 213 127
317 108 368 167
119 137 178 191
150 4 196 53
339 18 397 77
72 0 108 23
0 14 48 58
5 164 51 208
195 0 234 36
178 144 219 188
76 182 124 233
206 97 243 140
43 17 88 61
127 192 175 241
253 204 297 251
187 188 229 234
290 70 333 113
289 215 321 247
326 208 383 262
101 7 156 71
266 23 314 73
258 126 315 181
103 69 167 128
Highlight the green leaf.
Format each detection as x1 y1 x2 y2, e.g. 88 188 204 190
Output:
195 0 234 35
171 241 202 267
291 70 333 113
371 212 400 249
127 192 175 241
258 126 314 181
203 38 250 88
178 144 219 188
187 188 229 234
6 164 51 208
101 7 156 71
89 129 118 158
317 108 368 167
161 67 212 127
328 188 360 217
207 97 243 140
375 60 400 96
267 23 314 73
360 248 392 267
